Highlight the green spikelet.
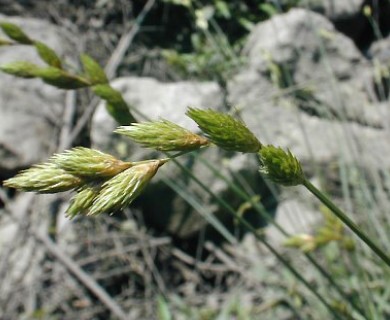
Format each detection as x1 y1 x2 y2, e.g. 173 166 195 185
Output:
3 162 83 193
92 84 136 124
66 184 101 218
80 54 108 85
34 41 62 69
115 120 210 151
258 145 304 186
0 61 40 78
34 67 90 89
186 108 262 153
53 147 132 178
0 22 33 44
88 160 164 215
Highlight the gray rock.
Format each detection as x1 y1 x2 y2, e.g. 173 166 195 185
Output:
91 77 220 158
242 8 371 126
229 8 390 241
301 0 364 20
234 8 390 167
244 9 362 70
236 8 381 130
369 36 390 65
0 193 52 316
0 15 77 174
0 15 82 316
302 1 390 49
266 197 318 243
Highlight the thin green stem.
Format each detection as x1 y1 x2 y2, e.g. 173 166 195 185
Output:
198 154 365 316
198 155 366 317
165 149 194 160
173 161 343 319
163 151 365 317
159 145 213 163
303 178 390 268
234 216 344 320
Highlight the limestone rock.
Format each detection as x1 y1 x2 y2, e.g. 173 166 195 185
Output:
369 35 390 65
0 14 77 175
242 8 371 124
231 8 390 166
303 0 364 20
229 8 390 241
303 0 390 49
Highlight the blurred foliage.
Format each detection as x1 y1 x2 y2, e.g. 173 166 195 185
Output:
284 206 356 253
159 0 304 83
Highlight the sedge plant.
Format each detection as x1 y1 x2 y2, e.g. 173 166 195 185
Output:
3 104 390 266
1 21 390 318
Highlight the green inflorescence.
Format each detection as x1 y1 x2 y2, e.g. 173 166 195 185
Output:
115 120 210 151
186 107 262 153
258 145 304 186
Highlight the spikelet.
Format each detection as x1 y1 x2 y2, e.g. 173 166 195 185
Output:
52 147 132 178
88 160 164 215
258 145 304 186
3 162 83 193
115 120 210 151
186 108 262 153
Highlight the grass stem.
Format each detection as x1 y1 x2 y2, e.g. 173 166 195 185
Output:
303 179 390 268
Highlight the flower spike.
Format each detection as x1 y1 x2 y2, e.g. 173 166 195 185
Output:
3 162 83 193
259 145 304 186
186 108 262 153
115 120 210 151
88 160 165 215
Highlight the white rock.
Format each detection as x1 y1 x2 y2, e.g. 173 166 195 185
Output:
0 14 77 173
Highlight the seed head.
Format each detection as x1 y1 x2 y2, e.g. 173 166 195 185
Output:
0 61 40 78
53 147 132 178
66 184 101 218
259 145 304 186
92 84 136 125
0 22 33 44
186 108 262 153
115 120 210 151
3 162 83 193
80 53 108 85
88 160 163 215
34 67 90 89
34 41 62 69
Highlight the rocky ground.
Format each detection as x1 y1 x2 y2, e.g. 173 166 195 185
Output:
0 1 389 319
